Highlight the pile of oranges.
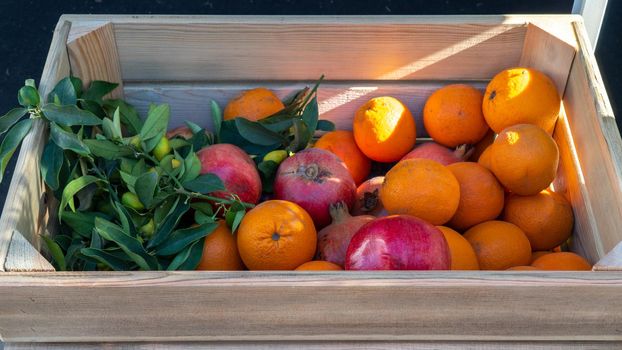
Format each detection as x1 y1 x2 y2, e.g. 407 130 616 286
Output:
196 67 592 272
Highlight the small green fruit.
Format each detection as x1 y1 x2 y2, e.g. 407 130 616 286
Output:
171 159 182 169
263 150 288 165
130 135 142 150
153 136 171 161
121 192 145 211
140 218 155 238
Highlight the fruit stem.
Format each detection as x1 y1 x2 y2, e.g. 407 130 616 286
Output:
329 201 351 224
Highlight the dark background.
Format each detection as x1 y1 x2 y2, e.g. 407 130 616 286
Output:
0 0 619 213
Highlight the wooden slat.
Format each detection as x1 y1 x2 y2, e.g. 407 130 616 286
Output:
560 22 622 269
519 23 577 96
5 340 622 350
67 22 124 99
3 231 54 272
123 81 487 136
0 271 621 342
0 20 72 272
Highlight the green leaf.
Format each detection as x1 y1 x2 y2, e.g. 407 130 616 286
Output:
288 119 311 152
188 129 210 151
167 238 205 270
317 120 336 132
112 200 138 236
135 171 158 208
262 119 293 133
80 248 133 271
210 100 222 142
235 118 286 146
70 77 84 97
80 99 107 118
301 97 319 134
131 158 148 177
143 133 165 154
139 104 170 145
25 79 36 88
147 198 190 248
62 211 100 239
120 171 138 193
47 77 78 105
18 85 40 107
0 108 28 135
104 99 143 134
154 196 179 227
220 120 280 155
82 81 119 102
0 118 33 183
180 151 201 183
83 139 133 160
94 217 158 270
169 138 190 149
182 173 225 194
40 141 64 190
50 122 90 156
155 222 216 256
76 183 97 211
101 118 116 139
59 175 102 218
230 209 245 233
185 121 203 134
41 235 66 271
113 107 122 138
41 104 102 126
257 160 279 193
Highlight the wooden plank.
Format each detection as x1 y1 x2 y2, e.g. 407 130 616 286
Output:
0 20 72 272
519 23 577 96
560 22 622 270
123 81 487 136
67 22 124 99
595 242 622 271
4 231 54 272
108 21 525 81
5 340 622 350
0 271 621 342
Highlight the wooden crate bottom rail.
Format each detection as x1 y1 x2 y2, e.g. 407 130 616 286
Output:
0 272 621 342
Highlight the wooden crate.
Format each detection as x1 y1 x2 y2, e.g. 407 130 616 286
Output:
1 15 622 347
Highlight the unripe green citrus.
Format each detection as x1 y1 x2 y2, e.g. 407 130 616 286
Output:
153 136 172 161
121 192 145 211
263 150 288 164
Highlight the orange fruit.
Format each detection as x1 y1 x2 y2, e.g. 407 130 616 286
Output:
223 88 285 121
196 221 245 271
470 129 495 161
531 252 591 271
530 251 552 264
353 96 416 162
314 130 371 185
447 162 505 230
464 221 532 270
423 84 489 147
477 146 493 170
237 200 317 270
507 266 541 271
295 261 343 271
380 159 460 225
503 190 574 251
437 226 479 270
483 67 561 134
489 124 559 195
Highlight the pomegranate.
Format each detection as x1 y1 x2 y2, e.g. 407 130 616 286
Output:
167 126 194 139
317 201 375 266
352 176 387 216
401 142 470 166
196 144 262 204
274 148 356 228
345 215 451 270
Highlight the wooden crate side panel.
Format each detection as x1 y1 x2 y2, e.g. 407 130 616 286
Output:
0 271 621 342
561 22 622 270
123 81 487 135
67 22 124 98
0 21 73 272
112 22 526 81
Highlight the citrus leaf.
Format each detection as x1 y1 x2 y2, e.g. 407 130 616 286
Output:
82 81 119 102
50 122 90 156
59 175 102 218
62 211 100 239
0 108 28 135
47 76 78 105
210 100 222 142
120 171 138 193
166 238 205 271
155 222 216 256
182 173 225 194
104 99 143 134
180 151 201 183
317 120 336 132
301 96 319 134
220 120 279 155
235 117 286 146
288 119 310 152
154 196 179 227
42 104 102 126
147 198 190 249
18 85 40 107
0 118 33 183
113 107 122 138
83 139 133 160
40 141 64 190
139 104 169 145
41 235 66 271
135 171 158 208
94 217 158 270
230 209 245 233
80 248 133 271
112 200 138 237
262 119 293 133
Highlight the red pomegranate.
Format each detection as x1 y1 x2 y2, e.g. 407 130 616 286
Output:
196 144 262 204
351 176 387 216
401 142 470 166
317 201 375 267
345 215 451 270
274 148 356 228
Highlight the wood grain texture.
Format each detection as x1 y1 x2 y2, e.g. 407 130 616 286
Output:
0 271 621 342
124 81 487 135
561 22 622 269
0 20 72 272
67 22 124 99
5 340 622 350
519 23 577 96
595 242 622 271
3 231 54 272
